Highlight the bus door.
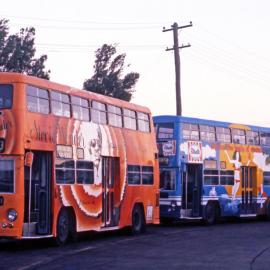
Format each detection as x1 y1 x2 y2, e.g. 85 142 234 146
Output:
102 157 120 227
182 164 202 217
24 151 51 236
241 166 257 214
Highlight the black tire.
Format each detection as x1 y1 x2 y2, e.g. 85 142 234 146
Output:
204 203 217 225
266 202 270 221
257 214 267 221
69 210 78 243
160 217 172 226
131 204 145 235
56 208 70 246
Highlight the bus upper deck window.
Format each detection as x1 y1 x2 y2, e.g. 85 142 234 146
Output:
0 84 13 109
260 132 270 146
27 85 49 114
182 123 199 140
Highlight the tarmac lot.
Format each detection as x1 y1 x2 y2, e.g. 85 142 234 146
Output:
1 218 270 270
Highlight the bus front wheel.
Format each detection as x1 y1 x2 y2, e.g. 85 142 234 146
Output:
131 204 146 235
56 208 70 246
204 202 218 225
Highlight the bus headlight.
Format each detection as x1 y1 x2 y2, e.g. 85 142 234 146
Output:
7 209 17 222
171 200 177 209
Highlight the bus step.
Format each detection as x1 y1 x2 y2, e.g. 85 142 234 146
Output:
100 226 120 232
22 222 37 236
180 209 192 218
22 235 53 239
181 217 203 220
239 214 257 218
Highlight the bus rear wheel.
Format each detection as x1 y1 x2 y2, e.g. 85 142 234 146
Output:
131 204 145 235
68 209 78 243
266 201 270 221
56 208 70 246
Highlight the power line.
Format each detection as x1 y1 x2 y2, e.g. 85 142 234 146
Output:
188 39 270 84
191 27 270 66
35 43 165 53
191 42 270 79
1 14 167 28
9 23 160 31
187 50 270 91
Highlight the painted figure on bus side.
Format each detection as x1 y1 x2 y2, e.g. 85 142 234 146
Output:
209 186 217 197
89 125 102 180
225 150 242 200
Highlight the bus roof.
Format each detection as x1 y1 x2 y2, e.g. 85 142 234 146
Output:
153 115 270 133
0 72 150 114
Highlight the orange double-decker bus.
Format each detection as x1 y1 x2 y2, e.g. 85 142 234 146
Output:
0 72 159 245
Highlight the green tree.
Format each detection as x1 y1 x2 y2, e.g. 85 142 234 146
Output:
0 19 50 79
83 44 139 101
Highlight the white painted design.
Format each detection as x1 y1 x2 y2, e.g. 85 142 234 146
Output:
209 186 217 196
202 144 217 159
253 152 270 171
71 186 101 217
180 142 216 160
59 186 70 207
159 198 182 206
83 185 102 197
146 205 153 221
180 142 188 154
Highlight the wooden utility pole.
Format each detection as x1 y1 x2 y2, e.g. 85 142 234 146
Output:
163 22 192 116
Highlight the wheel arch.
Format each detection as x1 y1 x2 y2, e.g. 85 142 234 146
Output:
66 206 77 231
203 200 221 224
55 206 77 245
130 201 146 226
205 200 220 213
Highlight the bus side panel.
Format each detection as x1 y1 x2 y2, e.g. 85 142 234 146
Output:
49 123 139 233
0 82 25 237
118 130 159 228
0 83 25 156
26 111 158 235
202 145 267 218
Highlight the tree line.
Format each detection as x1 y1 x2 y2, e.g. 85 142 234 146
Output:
0 19 139 101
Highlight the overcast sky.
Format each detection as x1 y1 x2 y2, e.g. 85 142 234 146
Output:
2 0 270 127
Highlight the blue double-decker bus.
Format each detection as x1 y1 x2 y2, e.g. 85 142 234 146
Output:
154 115 270 224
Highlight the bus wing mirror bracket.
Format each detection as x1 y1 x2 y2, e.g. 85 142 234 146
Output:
0 196 4 206
25 152 34 167
182 163 187 172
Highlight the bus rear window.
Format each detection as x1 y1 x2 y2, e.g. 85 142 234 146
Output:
0 160 14 193
156 123 174 139
0 84 13 109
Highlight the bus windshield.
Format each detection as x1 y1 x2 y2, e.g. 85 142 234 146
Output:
0 159 14 193
160 169 176 191
0 84 13 109
156 123 174 139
